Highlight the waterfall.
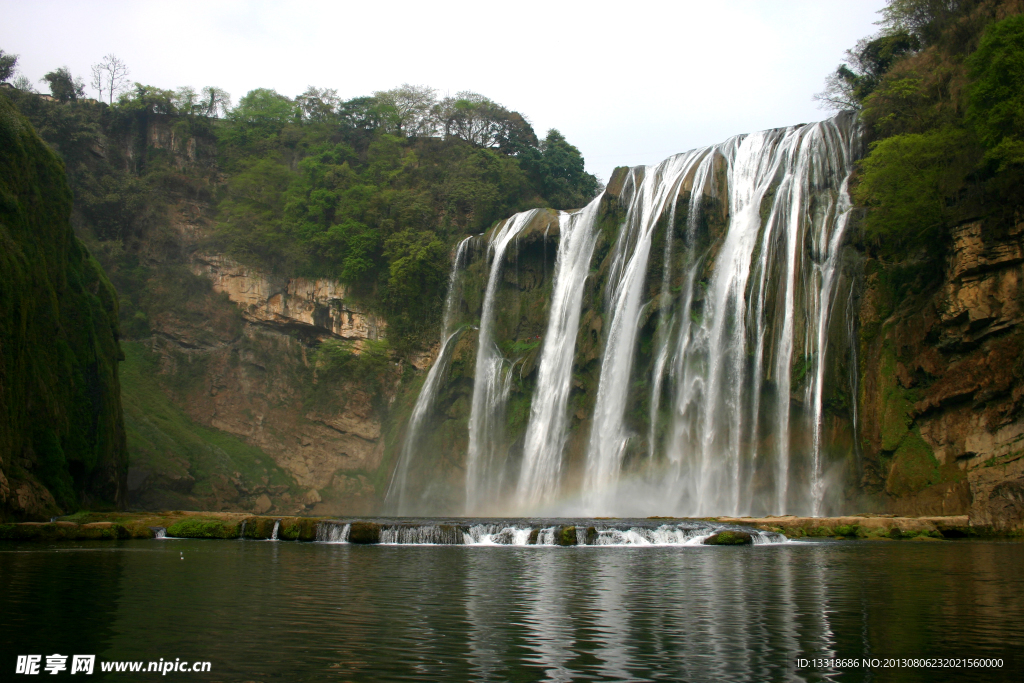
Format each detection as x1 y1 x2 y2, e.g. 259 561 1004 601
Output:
315 521 351 543
385 236 472 515
658 116 859 517
583 150 711 509
401 114 859 517
515 198 603 510
465 210 540 513
271 520 280 540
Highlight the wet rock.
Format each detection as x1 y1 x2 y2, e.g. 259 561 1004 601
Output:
242 516 277 539
347 521 381 544
703 530 753 545
556 526 577 546
166 518 240 539
278 517 320 541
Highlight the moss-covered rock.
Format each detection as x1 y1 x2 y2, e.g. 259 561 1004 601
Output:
0 522 132 541
278 517 319 541
166 518 240 539
0 95 127 521
348 521 381 544
703 530 753 545
555 525 577 546
886 429 941 497
242 516 277 539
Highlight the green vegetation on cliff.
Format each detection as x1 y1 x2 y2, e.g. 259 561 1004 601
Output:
0 96 127 520
824 0 1024 255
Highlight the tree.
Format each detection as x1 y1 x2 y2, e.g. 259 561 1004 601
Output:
12 74 34 92
853 127 979 249
538 129 599 209
815 31 920 111
968 14 1024 171
879 0 968 47
41 67 85 102
193 86 231 117
117 83 177 114
0 49 18 82
373 84 438 137
438 92 508 147
173 86 200 115
229 88 295 127
90 54 130 104
295 86 339 122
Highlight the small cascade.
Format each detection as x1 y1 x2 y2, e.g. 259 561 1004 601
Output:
152 527 167 539
516 199 603 510
466 210 541 513
380 525 464 545
309 519 786 546
270 520 280 541
385 330 464 514
315 521 351 543
385 236 471 515
239 520 247 539
463 524 535 546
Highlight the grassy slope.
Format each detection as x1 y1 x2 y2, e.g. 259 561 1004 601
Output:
120 341 298 510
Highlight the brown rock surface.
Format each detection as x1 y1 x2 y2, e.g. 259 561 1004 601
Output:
859 218 1024 530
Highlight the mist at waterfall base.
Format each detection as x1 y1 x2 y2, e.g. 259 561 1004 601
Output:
389 113 863 518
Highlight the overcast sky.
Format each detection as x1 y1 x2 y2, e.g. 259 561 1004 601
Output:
1 0 886 180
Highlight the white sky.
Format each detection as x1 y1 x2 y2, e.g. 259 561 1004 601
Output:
1 0 886 181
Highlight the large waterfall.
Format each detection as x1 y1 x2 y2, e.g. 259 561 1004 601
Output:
393 113 861 518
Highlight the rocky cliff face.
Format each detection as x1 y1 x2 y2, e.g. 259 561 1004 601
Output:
108 118 399 516
191 254 386 343
859 218 1024 530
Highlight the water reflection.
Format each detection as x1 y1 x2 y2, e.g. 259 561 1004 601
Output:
0 540 1021 681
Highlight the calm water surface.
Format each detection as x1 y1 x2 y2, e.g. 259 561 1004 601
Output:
1 538 1022 682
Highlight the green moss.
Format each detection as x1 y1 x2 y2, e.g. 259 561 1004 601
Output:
886 429 941 496
278 517 319 541
0 95 127 519
879 343 916 451
166 518 240 539
556 525 577 546
832 524 861 537
704 530 753 545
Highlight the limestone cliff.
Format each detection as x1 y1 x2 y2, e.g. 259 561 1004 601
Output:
90 115 400 516
859 217 1024 531
191 254 385 343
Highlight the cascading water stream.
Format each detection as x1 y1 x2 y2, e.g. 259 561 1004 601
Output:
465 210 540 513
385 237 472 514
515 199 603 510
658 116 858 517
583 150 710 510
